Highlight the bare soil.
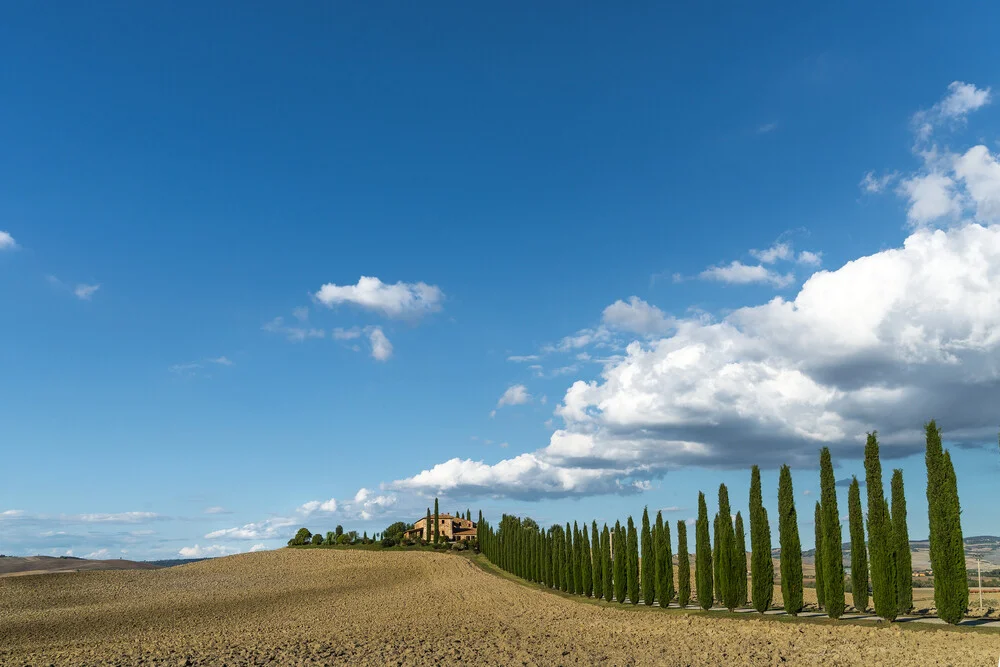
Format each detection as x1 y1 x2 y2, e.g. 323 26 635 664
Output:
1 549 998 666
0 555 161 578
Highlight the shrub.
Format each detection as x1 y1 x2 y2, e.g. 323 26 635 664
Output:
337 534 352 545
311 533 323 545
381 537 397 548
293 527 312 546
451 541 468 551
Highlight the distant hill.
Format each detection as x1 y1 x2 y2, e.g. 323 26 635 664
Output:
0 555 162 578
146 558 208 568
775 536 1000 570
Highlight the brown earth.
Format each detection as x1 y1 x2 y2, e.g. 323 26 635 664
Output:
0 555 161 578
2 549 998 666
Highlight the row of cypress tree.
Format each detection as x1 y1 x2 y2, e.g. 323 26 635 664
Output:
476 421 968 624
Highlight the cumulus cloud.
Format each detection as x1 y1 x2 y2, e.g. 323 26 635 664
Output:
507 354 541 362
602 297 674 336
860 171 898 194
796 251 823 266
332 326 361 340
345 488 397 521
699 261 795 288
542 327 612 354
394 223 1000 499
912 81 991 140
313 276 443 320
0 231 17 250
249 543 267 552
74 283 100 300
367 326 393 361
491 384 531 417
297 498 338 514
85 548 110 559
205 517 297 540
179 544 236 558
750 242 793 264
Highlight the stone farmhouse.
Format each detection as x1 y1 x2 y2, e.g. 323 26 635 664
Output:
403 513 477 543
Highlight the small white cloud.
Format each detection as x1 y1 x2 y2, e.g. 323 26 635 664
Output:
660 506 686 512
912 81 991 143
860 170 898 194
367 326 393 361
205 517 297 540
249 543 267 552
203 506 230 515
332 327 361 340
757 122 778 134
602 297 673 336
750 242 793 264
796 251 823 266
802 490 813 496
0 231 17 250
77 512 159 523
297 498 338 514
74 283 100 300
292 306 309 322
699 261 794 288
85 548 110 559
169 362 202 376
179 544 235 558
314 276 443 320
496 384 531 409
209 356 233 366
507 354 541 362
499 441 510 448
899 171 961 225
262 317 325 342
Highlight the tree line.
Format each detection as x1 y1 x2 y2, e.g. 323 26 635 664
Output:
476 421 969 624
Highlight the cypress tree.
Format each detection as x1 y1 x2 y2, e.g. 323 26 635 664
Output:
426 508 432 542
735 512 748 607
591 521 603 600
641 507 654 605
891 469 912 614
865 431 897 621
814 501 825 609
581 523 593 597
555 527 566 591
749 465 774 612
717 484 740 611
713 513 722 603
819 447 845 619
614 521 626 603
663 519 674 603
626 516 640 604
695 492 714 609
655 511 672 605
926 421 968 625
777 465 803 614
847 476 869 612
565 523 576 595
677 520 691 607
434 498 440 544
602 524 613 602
572 522 582 594
652 515 662 603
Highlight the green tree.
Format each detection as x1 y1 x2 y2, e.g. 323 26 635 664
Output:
293 527 312 546
614 520 626 603
677 520 691 607
717 484 740 611
434 498 440 544
735 512 748 607
777 465 803 615
713 513 722 603
813 502 825 610
602 523 613 602
581 523 593 597
641 507 654 605
695 492 714 610
326 531 335 545
865 431 897 621
335 525 343 537
663 518 674 603
566 522 576 595
847 476 869 612
925 421 968 624
749 465 774 612
654 511 670 606
591 521 603 600
891 469 912 614
311 533 323 545
626 516 640 604
819 447 845 619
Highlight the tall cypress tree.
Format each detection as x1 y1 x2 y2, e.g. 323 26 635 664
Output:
653 512 664 604
891 469 912 614
626 516 640 604
581 523 593 597
814 501 825 610
777 465 803 615
717 484 740 611
735 512 748 607
713 513 722 604
677 520 691 607
426 508 432 542
696 492 714 609
749 465 774 612
565 523 576 595
662 514 675 603
591 521 603 600
865 431 897 621
602 524 613 602
926 422 968 624
572 522 583 594
847 476 869 612
641 507 654 605
433 498 440 544
820 447 845 619
614 521 626 603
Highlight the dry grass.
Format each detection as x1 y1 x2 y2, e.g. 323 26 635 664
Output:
1 549 998 666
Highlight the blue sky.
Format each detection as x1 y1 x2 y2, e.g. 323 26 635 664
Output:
2 3 999 560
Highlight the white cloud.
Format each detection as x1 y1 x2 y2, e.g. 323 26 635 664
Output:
699 261 794 288
496 384 531 411
394 222 1000 499
292 306 310 322
368 326 393 361
860 171 898 194
76 512 160 523
757 122 778 134
507 354 541 362
0 231 17 250
74 283 100 300
209 356 233 366
297 498 338 514
179 544 235 558
602 297 674 336
796 251 823 266
912 81 991 142
203 506 230 515
542 327 612 354
249 543 267 552
314 276 443 320
262 316 325 342
953 145 1000 222
85 548 110 559
205 517 297 540
900 172 961 225
332 327 361 340
750 242 793 264
345 488 397 521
